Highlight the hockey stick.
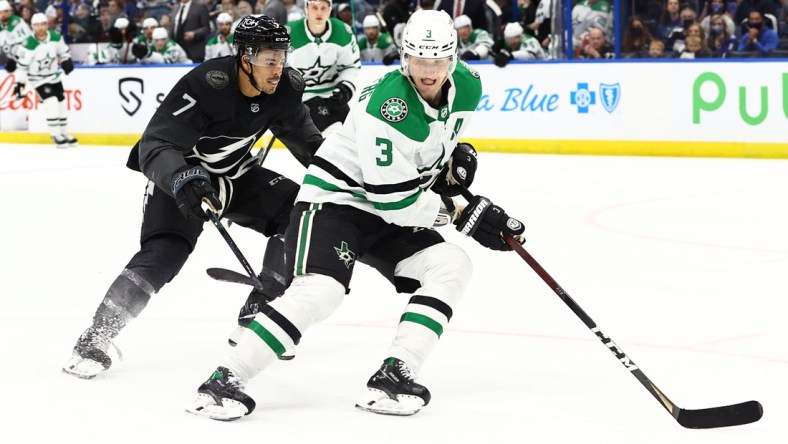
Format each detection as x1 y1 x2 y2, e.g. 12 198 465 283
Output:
256 135 276 166
202 202 264 291
458 188 762 428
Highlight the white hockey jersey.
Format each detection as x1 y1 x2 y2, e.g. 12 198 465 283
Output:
505 33 548 60
204 34 235 60
15 30 71 89
0 14 31 61
285 17 361 101
297 62 483 228
571 0 613 46
140 39 192 64
458 28 494 60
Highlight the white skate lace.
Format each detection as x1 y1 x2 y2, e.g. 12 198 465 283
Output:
396 361 417 381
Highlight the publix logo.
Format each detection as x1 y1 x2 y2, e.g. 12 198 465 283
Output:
477 81 621 114
693 72 787 125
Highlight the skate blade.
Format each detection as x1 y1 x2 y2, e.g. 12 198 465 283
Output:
186 393 249 421
62 354 106 379
354 389 424 416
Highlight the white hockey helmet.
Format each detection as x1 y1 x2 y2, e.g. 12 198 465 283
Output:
453 15 472 30
217 12 233 24
503 22 524 39
114 17 129 29
31 12 48 26
362 14 379 29
142 17 159 29
400 9 457 76
0 1 11 12
152 27 168 40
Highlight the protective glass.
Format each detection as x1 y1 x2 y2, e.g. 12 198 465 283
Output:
244 46 292 68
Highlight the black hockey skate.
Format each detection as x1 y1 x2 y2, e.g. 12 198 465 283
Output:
186 367 256 421
51 134 68 149
62 326 120 379
355 358 431 416
63 134 78 147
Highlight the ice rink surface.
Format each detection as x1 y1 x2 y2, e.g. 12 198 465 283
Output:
1 144 786 444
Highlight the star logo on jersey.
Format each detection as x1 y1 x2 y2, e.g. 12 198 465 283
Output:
334 241 355 269
297 56 336 87
380 98 408 122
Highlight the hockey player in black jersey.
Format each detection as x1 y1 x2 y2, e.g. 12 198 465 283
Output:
63 15 323 379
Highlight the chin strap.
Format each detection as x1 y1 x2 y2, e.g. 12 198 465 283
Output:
239 57 263 93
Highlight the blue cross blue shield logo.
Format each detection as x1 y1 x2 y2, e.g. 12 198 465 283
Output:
599 83 621 113
570 83 596 114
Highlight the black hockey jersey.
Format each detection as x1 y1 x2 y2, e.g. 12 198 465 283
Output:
127 56 323 197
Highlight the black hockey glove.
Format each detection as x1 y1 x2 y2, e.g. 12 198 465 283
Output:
13 82 25 100
494 50 512 68
170 165 222 221
61 58 74 74
131 43 149 59
5 58 16 73
382 51 399 66
455 196 525 251
329 82 353 105
431 142 477 196
460 51 480 61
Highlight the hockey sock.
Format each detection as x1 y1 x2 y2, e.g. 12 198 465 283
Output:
58 99 68 134
43 96 60 136
81 269 154 350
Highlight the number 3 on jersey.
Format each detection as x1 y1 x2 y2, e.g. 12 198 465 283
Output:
375 137 393 166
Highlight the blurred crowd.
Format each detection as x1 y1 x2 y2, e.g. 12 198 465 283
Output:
1 0 786 66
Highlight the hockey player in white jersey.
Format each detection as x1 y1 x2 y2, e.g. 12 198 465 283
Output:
492 21 548 67
0 0 31 73
14 13 76 148
204 12 236 60
139 27 193 64
454 14 493 61
286 0 360 133
187 9 525 421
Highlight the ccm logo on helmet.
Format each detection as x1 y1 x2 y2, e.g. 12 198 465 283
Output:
418 45 439 50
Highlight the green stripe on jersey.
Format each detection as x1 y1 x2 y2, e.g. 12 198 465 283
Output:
295 203 321 275
303 174 422 211
247 319 286 356
400 312 443 337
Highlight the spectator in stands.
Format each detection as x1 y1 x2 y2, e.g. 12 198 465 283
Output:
706 14 737 56
524 0 553 53
657 0 681 41
435 0 490 32
69 4 96 43
108 0 125 23
572 0 613 48
699 0 735 36
231 0 253 31
357 14 397 64
646 37 666 57
19 4 35 26
665 6 697 52
283 0 304 22
622 15 653 55
255 0 287 27
734 0 777 29
336 3 360 33
141 26 192 63
578 25 614 58
220 0 237 21
381 0 411 46
491 20 547 67
204 11 234 59
170 0 210 62
737 9 779 53
94 6 113 42
680 35 714 57
455 14 493 60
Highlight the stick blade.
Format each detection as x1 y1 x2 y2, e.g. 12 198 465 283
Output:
676 400 763 429
206 268 263 290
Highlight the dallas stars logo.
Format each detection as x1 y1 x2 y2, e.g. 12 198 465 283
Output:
380 98 408 122
334 241 355 269
297 56 336 87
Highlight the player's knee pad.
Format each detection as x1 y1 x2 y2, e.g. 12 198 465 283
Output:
267 273 345 336
396 242 473 308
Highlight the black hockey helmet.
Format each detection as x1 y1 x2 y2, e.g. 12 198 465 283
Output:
234 15 291 57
